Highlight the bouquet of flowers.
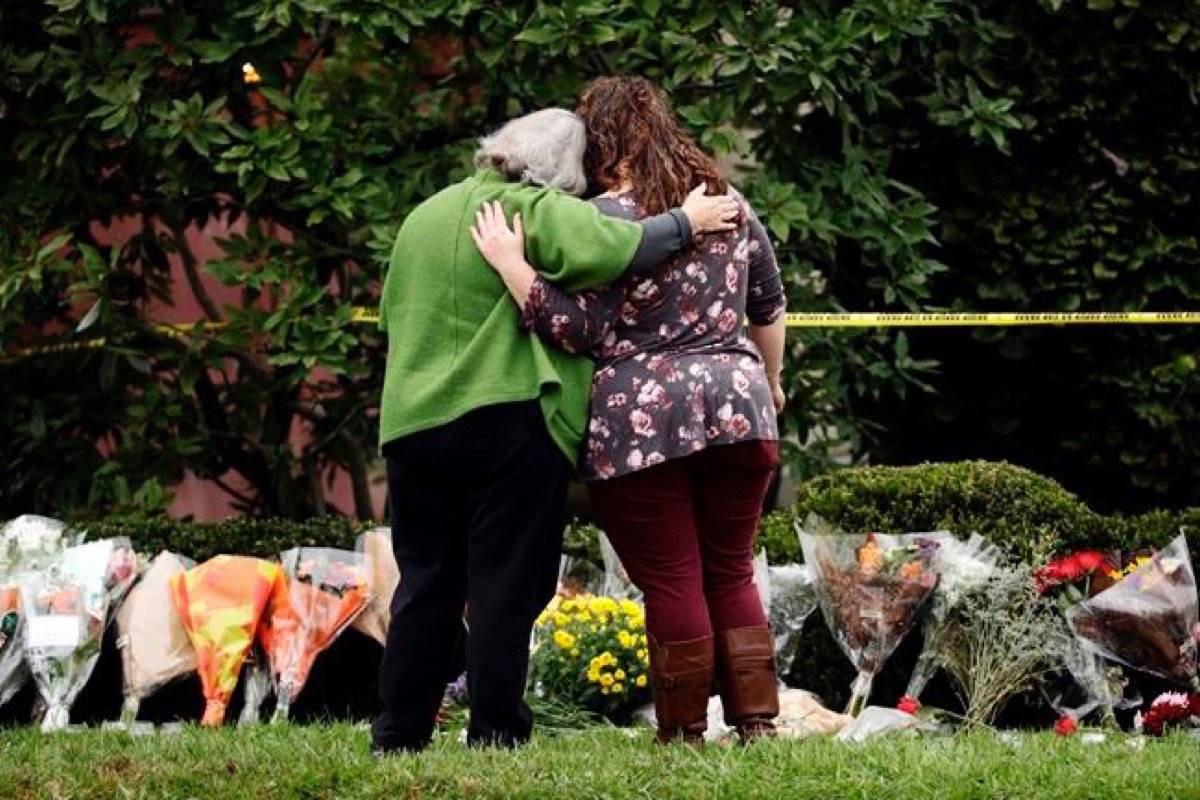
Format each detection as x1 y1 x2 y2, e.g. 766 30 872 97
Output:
764 563 816 677
350 529 399 646
1066 534 1199 689
0 515 75 710
798 514 941 717
20 537 137 731
169 556 287 726
530 594 651 721
904 533 1000 702
114 551 197 722
1135 691 1200 736
1034 548 1135 726
258 547 372 722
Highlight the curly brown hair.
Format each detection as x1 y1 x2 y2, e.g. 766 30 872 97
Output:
576 76 727 216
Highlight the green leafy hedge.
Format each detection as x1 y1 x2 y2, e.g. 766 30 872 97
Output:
69 515 370 564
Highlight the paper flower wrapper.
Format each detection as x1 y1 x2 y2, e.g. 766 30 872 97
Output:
905 533 1000 701
169 556 286 726
259 547 371 721
351 530 398 646
798 514 941 716
1067 533 1199 689
19 538 134 731
115 551 197 721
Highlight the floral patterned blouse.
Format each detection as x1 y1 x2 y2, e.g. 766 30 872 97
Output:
520 191 786 481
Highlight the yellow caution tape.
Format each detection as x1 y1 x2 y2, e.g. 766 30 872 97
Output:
5 309 1199 363
779 311 1200 327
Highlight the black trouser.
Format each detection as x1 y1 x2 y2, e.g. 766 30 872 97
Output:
372 401 570 751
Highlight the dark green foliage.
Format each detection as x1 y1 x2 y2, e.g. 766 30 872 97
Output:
69 514 369 564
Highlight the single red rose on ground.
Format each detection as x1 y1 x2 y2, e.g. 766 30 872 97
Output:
897 695 920 715
1053 714 1078 736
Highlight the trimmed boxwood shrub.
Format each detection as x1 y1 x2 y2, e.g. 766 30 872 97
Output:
67 515 371 563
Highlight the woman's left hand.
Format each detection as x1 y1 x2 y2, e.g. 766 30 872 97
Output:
471 201 525 273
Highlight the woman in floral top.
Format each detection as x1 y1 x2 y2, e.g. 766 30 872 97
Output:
473 77 787 745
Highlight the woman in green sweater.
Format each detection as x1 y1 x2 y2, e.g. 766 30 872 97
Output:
372 108 739 755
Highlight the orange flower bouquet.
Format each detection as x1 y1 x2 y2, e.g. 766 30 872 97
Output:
259 548 371 722
168 556 287 726
798 514 942 717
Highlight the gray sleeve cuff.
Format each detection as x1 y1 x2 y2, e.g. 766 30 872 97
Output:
627 208 691 275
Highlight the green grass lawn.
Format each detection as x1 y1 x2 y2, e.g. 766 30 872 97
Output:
3 724 1199 799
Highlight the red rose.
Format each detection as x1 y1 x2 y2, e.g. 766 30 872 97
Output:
1056 555 1086 582
1074 550 1112 574
897 696 920 715
1053 714 1078 736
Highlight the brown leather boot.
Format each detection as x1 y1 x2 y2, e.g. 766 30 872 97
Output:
715 626 780 742
648 634 714 745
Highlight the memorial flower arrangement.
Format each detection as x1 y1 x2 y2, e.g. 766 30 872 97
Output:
20 538 138 731
530 594 651 720
905 534 1000 702
168 556 287 726
1066 534 1198 690
798 514 941 716
1135 691 1200 736
259 547 371 721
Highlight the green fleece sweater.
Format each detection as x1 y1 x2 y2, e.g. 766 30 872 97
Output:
377 169 642 464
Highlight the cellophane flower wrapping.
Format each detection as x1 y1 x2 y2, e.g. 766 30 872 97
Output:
20 537 136 731
765 563 816 676
1050 630 1130 726
0 515 75 710
599 532 640 601
237 648 273 725
259 548 371 722
1067 533 1199 689
905 534 1000 701
168 556 287 727
115 551 197 722
350 529 398 647
798 514 941 717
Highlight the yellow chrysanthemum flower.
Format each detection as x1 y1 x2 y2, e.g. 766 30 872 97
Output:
612 683 624 693
570 648 580 657
553 612 571 627
601 686 610 695
615 669 626 680
617 631 633 648
619 599 642 616
600 673 615 687
636 648 648 661
553 630 576 650
636 674 648 688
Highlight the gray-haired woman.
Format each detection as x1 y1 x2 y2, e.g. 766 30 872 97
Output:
372 107 740 754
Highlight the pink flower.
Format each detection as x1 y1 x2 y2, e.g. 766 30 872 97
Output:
896 696 920 715
644 452 666 467
732 370 751 397
626 449 644 469
717 308 739 334
725 263 739 293
637 380 666 406
725 414 752 438
629 409 657 437
607 393 628 409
